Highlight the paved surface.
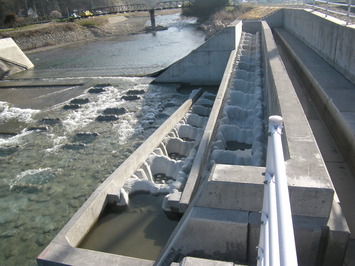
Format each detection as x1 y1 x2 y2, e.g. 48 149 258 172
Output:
275 33 355 265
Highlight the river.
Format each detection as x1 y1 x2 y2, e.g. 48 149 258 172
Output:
0 13 205 265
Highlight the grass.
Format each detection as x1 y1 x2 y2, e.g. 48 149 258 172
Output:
75 17 108 28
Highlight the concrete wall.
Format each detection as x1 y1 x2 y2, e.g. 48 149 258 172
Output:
154 21 242 85
0 38 34 79
282 9 355 84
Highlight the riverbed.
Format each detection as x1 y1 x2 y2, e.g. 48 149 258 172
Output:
0 13 205 265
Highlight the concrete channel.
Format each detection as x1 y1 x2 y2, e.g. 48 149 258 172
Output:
27 8 354 266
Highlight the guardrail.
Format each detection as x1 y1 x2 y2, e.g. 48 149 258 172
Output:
305 0 355 25
257 116 298 266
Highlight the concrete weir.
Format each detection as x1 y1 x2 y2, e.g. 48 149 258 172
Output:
38 10 352 266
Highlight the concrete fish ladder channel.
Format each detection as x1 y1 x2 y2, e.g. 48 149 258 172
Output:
210 32 265 167
114 90 216 210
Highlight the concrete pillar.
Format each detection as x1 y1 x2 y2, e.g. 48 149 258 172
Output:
149 9 156 28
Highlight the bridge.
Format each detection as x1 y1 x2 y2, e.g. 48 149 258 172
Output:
91 1 196 15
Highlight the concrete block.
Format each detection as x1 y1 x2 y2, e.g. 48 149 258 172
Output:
172 207 249 263
191 105 211 117
196 164 264 211
292 215 325 265
183 113 208 128
165 138 196 157
248 212 261 264
175 124 203 142
322 200 350 266
163 190 182 212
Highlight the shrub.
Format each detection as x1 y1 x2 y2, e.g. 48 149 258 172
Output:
4 14 18 27
50 10 62 19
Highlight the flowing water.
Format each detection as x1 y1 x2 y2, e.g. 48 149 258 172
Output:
0 13 205 265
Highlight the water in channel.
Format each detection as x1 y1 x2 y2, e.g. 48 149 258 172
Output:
0 13 205 265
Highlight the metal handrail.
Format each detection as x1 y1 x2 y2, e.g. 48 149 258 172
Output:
257 116 298 266
305 0 355 25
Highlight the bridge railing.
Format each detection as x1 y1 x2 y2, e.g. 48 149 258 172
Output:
257 116 298 266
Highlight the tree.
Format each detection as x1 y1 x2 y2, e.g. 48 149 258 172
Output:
182 0 229 21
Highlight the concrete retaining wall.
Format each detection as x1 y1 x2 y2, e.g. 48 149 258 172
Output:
0 38 34 79
282 9 355 84
154 21 242 85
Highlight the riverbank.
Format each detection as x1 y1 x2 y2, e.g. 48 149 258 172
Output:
0 9 180 53
0 5 282 54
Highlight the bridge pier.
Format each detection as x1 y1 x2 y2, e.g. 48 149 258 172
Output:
149 9 156 29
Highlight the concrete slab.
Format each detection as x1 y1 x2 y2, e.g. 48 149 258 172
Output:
195 165 264 211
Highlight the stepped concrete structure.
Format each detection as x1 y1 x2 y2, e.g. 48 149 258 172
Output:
37 8 354 266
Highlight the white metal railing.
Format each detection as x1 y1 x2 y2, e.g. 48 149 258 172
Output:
305 0 355 25
257 116 298 266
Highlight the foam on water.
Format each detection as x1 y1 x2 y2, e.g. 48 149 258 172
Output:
0 101 39 124
112 113 139 144
0 129 33 147
61 85 126 133
9 167 61 189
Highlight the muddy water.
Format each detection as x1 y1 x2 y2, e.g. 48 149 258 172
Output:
79 193 179 260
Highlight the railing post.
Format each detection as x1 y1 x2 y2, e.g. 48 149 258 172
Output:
326 0 329 17
347 0 351 25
